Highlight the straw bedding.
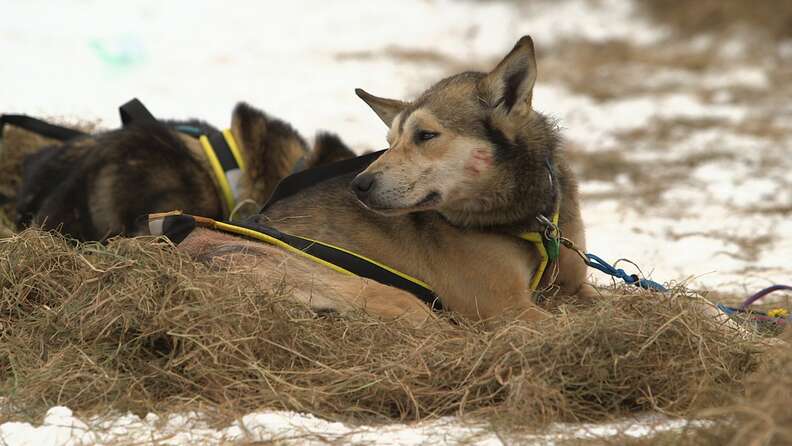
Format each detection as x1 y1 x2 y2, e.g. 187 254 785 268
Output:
0 120 788 442
0 229 765 430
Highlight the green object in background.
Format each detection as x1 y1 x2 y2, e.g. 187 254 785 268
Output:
90 35 146 69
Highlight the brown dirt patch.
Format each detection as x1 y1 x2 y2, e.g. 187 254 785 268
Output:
640 0 792 41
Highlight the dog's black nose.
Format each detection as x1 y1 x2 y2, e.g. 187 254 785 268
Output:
351 172 377 199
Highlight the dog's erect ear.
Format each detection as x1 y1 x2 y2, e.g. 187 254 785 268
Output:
306 132 356 168
355 88 407 127
480 35 537 115
230 102 308 200
231 102 269 150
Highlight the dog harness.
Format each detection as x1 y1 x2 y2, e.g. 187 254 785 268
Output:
0 114 86 141
522 210 561 291
523 159 563 291
146 210 444 311
0 99 247 219
147 150 562 312
120 99 247 217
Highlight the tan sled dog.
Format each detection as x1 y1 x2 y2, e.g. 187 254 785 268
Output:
176 36 592 324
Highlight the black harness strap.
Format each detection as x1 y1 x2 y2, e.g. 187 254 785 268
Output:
0 114 86 142
119 98 157 126
158 213 197 245
235 219 443 311
262 149 385 211
151 212 443 311
208 131 238 172
0 98 155 143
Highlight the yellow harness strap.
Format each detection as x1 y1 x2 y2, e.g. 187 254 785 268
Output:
206 218 432 291
519 210 560 291
149 206 559 310
204 217 360 278
199 129 246 216
210 213 555 294
147 211 439 308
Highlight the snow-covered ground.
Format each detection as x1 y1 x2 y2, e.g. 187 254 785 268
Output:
1 0 661 147
1 406 703 445
2 0 790 444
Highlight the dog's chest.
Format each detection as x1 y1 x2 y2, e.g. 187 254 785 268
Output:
429 232 541 318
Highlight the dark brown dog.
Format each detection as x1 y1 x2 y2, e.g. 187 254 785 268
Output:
15 103 355 241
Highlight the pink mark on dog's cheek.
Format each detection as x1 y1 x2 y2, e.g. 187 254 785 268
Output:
465 164 481 176
464 149 493 177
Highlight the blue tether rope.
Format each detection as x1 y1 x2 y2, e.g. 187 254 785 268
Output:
584 253 668 292
567 239 789 327
584 250 791 327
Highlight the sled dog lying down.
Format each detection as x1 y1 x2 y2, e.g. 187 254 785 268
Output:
170 36 594 324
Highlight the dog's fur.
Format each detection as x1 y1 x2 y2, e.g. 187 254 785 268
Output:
178 36 592 324
15 103 355 241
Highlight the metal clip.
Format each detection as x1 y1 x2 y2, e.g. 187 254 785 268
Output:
536 214 559 240
560 237 588 263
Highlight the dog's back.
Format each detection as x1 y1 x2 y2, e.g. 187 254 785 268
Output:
18 123 221 240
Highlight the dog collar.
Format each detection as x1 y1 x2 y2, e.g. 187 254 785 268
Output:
519 209 560 291
197 129 247 216
518 159 562 291
173 124 247 216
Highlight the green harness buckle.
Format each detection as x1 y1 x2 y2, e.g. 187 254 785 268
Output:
544 237 561 262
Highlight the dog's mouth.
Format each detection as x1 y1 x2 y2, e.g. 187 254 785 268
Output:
364 191 442 215
415 191 441 207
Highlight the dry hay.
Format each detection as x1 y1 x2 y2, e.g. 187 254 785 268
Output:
0 229 765 430
561 329 792 446
696 329 792 446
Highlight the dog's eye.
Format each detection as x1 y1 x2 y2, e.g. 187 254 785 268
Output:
416 130 439 142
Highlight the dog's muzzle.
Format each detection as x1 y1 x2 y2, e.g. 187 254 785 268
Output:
350 172 378 201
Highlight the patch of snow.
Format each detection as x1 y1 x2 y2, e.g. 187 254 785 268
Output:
646 65 769 93
718 38 749 60
535 85 747 150
2 0 661 151
703 68 769 90
582 179 620 195
0 407 96 446
0 408 703 446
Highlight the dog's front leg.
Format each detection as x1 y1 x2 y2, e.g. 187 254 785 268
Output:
177 228 436 326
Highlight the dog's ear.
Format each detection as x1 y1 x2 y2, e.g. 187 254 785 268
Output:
305 132 355 168
480 35 537 116
231 102 308 202
355 88 407 127
231 102 269 151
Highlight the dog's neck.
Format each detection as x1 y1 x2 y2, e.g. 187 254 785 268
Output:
438 120 562 234
438 167 559 234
